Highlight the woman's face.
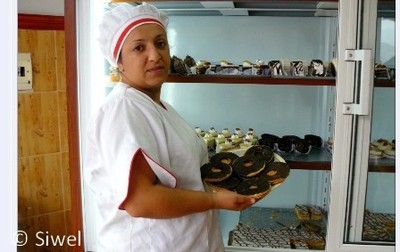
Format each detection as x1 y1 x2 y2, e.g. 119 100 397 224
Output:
118 24 170 97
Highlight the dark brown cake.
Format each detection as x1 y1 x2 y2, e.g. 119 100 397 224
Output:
245 145 274 163
295 139 311 154
304 134 323 148
277 138 293 152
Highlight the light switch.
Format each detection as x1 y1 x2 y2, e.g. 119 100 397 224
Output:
18 53 33 91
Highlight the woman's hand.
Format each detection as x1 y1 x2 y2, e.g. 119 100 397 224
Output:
211 189 256 211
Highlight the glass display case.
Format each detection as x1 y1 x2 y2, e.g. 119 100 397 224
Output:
75 1 395 251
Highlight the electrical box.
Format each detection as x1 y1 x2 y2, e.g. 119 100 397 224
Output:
18 53 33 91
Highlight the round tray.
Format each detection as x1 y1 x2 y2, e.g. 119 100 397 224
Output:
204 151 289 201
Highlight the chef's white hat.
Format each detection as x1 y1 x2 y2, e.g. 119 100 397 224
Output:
98 2 168 66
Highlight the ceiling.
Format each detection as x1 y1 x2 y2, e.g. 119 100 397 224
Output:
17 0 394 18
124 1 394 18
131 1 340 17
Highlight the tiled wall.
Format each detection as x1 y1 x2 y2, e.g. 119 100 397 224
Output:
18 29 72 252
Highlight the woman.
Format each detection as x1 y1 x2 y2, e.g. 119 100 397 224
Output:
85 3 255 251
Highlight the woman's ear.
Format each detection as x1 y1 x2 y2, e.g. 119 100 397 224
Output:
117 62 124 72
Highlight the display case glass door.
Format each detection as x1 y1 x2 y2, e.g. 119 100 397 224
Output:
326 0 395 251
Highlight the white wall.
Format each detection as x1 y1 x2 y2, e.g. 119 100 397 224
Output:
3 0 17 251
18 0 64 15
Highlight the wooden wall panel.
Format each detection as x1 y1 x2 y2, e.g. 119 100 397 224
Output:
18 25 73 251
58 92 69 153
18 30 58 92
18 154 64 217
18 92 60 157
18 211 70 252
56 31 66 91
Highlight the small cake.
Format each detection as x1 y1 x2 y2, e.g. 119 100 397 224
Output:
244 133 258 145
294 204 324 222
195 127 205 137
208 127 218 137
217 139 235 152
246 128 258 138
239 139 253 150
304 134 323 148
309 59 325 77
282 135 301 144
309 205 324 221
375 64 391 79
215 133 226 145
173 56 190 75
258 137 275 150
277 138 293 152
294 139 311 154
252 60 270 76
235 177 271 200
326 58 337 77
183 55 196 68
245 145 274 163
369 144 384 158
203 133 215 149
290 61 305 76
242 60 254 68
305 238 325 250
221 128 231 138
295 204 310 221
210 152 239 166
220 60 234 67
231 133 243 146
261 133 279 143
372 138 391 151
268 60 284 76
262 162 290 186
196 60 211 74
259 133 279 150
200 162 232 182
207 175 240 191
232 155 266 178
384 144 395 158
234 128 244 138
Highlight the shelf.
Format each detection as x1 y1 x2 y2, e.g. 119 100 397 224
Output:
167 74 335 86
368 158 396 172
374 78 395 87
282 148 395 172
279 147 332 170
167 74 395 87
224 206 394 250
209 148 394 172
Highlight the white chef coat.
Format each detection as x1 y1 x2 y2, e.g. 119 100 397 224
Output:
84 82 224 252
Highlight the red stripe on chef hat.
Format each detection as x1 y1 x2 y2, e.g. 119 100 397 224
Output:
113 18 165 63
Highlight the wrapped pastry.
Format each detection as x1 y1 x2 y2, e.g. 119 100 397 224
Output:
268 60 284 76
290 61 305 76
173 56 190 75
184 55 196 68
308 59 325 77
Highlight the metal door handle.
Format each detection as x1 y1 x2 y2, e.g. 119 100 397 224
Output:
342 49 373 115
